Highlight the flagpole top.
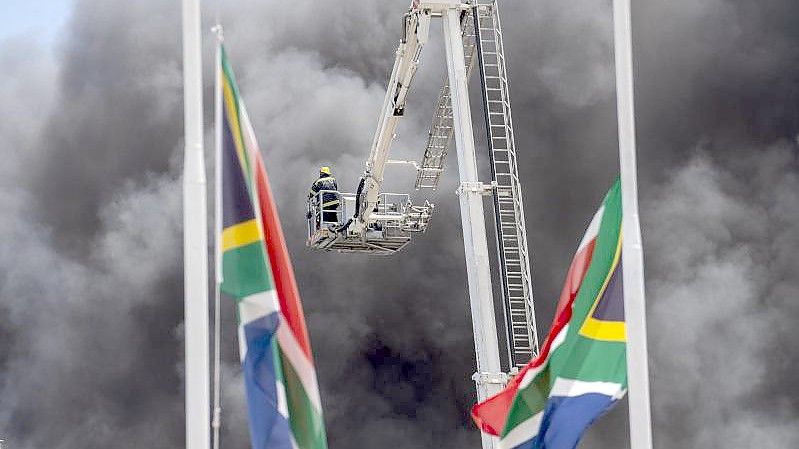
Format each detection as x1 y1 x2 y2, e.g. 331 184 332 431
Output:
211 24 224 42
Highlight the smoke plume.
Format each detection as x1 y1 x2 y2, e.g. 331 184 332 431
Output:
1 0 798 448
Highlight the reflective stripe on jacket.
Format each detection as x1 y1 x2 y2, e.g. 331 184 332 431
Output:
309 176 339 207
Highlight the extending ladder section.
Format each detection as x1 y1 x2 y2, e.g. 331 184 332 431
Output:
415 10 478 190
414 1 539 370
473 0 540 369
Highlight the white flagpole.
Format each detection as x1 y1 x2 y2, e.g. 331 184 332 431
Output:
612 0 654 448
211 24 224 449
182 1 211 449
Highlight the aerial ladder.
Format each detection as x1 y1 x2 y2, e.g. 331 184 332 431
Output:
306 2 539 446
306 4 435 254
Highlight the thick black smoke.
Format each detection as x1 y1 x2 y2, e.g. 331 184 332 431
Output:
1 0 798 448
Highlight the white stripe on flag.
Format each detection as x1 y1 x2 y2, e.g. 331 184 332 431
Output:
276 318 323 412
577 204 604 253
236 291 279 362
276 377 289 418
238 290 280 326
519 324 569 389
239 103 263 174
498 411 544 449
550 378 625 398
277 377 300 449
237 325 247 363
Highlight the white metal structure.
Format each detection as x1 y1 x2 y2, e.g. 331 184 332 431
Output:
441 6 504 449
181 1 210 449
307 1 539 447
613 0 655 446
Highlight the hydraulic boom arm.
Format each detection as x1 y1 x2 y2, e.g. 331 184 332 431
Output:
352 7 431 234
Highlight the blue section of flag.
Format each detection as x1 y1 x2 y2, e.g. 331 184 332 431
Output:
534 394 616 449
508 394 617 449
242 313 294 449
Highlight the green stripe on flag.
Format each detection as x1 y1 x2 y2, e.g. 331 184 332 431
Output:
279 346 328 449
221 241 274 298
558 337 626 384
503 369 551 436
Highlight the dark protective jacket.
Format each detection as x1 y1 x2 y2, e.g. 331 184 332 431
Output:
309 174 340 208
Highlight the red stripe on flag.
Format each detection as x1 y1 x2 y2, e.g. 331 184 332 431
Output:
471 237 597 436
553 239 596 328
252 152 314 360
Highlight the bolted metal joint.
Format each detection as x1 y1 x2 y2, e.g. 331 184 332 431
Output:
472 371 509 386
456 181 493 196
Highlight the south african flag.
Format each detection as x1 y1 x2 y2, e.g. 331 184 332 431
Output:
219 45 328 449
472 179 627 449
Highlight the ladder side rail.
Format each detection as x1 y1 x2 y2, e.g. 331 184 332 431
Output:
477 1 528 366
490 11 537 365
472 3 515 370
491 2 540 358
475 0 540 367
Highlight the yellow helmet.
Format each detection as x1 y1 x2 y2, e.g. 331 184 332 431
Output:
320 166 331 175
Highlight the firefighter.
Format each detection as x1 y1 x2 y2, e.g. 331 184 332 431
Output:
308 166 340 224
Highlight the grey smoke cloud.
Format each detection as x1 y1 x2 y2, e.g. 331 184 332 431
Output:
1 0 798 448
643 148 799 447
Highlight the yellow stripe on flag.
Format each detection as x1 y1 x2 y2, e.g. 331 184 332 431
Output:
222 219 261 251
579 317 626 342
222 76 249 177
579 232 626 342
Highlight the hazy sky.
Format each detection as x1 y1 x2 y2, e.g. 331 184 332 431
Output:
0 0 72 45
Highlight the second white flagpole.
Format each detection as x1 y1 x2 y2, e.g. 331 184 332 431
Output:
211 24 224 449
181 0 211 449
612 0 654 448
